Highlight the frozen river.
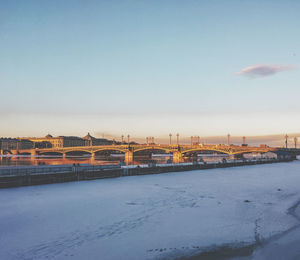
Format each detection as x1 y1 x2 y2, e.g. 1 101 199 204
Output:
1 161 300 259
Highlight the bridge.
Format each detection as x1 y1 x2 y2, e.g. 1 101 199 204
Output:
1 144 297 164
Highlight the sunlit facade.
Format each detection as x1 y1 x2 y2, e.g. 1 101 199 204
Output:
17 134 115 148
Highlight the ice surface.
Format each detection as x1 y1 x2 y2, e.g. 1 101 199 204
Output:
1 161 300 259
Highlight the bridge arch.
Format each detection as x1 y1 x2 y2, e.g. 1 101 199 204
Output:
64 149 93 156
1 150 13 155
38 151 64 156
181 148 232 155
93 147 128 154
18 152 32 155
133 146 173 154
63 150 93 156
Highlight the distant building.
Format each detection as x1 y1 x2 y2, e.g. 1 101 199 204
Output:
16 133 116 148
82 133 114 146
0 138 18 150
276 150 291 160
0 138 34 150
21 135 86 148
260 144 269 148
18 139 34 149
263 152 277 159
20 135 62 148
59 136 86 147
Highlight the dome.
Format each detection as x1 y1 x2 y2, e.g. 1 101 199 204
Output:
45 134 53 138
83 133 94 139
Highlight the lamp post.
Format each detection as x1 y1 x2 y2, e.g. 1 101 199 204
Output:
285 134 288 148
149 136 154 144
169 133 172 145
227 134 231 146
176 133 179 145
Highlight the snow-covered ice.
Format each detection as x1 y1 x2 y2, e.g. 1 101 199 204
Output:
1 161 300 259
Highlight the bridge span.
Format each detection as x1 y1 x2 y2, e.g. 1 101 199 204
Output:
1 144 296 164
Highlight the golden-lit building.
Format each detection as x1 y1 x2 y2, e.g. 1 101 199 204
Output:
83 133 114 146
21 134 86 148
18 134 114 148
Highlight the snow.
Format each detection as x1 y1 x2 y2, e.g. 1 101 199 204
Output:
1 161 300 259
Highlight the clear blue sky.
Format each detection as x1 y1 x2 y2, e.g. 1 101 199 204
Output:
1 0 299 141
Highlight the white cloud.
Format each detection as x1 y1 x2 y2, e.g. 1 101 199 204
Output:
236 64 295 78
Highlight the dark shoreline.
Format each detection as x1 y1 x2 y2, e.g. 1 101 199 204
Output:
0 158 294 189
176 242 257 260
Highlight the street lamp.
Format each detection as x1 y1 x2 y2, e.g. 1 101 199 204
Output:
148 136 154 144
227 134 231 146
285 134 288 148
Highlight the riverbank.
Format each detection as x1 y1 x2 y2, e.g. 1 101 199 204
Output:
179 199 300 260
1 161 300 260
239 200 300 260
0 158 293 188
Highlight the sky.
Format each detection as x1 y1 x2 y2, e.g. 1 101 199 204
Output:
1 0 300 144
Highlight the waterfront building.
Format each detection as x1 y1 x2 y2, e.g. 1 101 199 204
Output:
21 135 86 148
0 138 34 150
16 134 116 148
60 136 86 147
83 133 114 146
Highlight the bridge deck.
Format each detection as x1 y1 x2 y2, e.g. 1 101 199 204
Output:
2 144 280 155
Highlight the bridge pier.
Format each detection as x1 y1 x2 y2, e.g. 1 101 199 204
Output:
173 151 183 164
12 150 19 156
233 153 244 160
125 151 134 165
90 153 95 164
31 150 37 157
90 153 96 164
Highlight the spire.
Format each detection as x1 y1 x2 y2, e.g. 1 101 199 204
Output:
83 132 93 139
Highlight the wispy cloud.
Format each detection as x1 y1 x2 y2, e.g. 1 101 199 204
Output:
236 64 295 78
